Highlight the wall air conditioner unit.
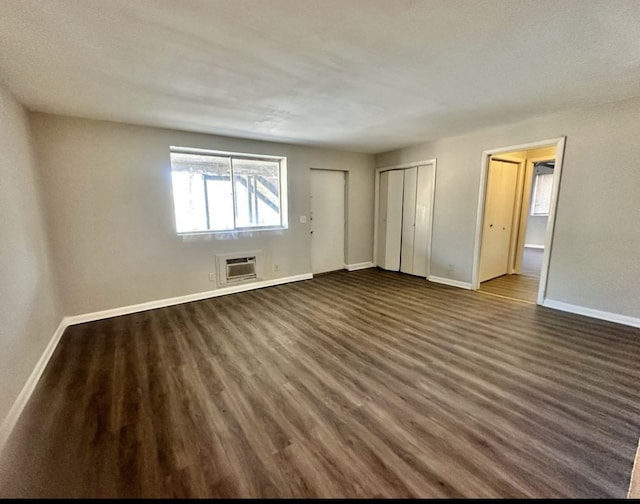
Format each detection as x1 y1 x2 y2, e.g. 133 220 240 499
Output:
226 256 257 282
216 250 264 286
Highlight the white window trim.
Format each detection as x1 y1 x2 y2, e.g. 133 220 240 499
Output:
170 146 288 235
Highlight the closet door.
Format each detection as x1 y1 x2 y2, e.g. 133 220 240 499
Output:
479 160 519 282
400 167 417 274
413 164 435 277
378 170 404 271
377 171 390 268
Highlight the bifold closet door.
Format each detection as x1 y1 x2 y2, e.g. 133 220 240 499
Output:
377 170 404 271
378 165 434 276
400 167 417 274
412 164 434 277
377 171 390 268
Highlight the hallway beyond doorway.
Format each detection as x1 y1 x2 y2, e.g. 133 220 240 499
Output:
480 248 542 303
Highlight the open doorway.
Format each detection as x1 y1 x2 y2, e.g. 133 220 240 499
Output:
472 138 566 304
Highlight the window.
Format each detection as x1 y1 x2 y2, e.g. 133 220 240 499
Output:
531 172 553 216
170 148 287 234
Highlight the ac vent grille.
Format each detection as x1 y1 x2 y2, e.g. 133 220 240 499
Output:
227 257 254 265
226 256 257 282
216 250 262 286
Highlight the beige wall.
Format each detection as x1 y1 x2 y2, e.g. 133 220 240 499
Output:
31 114 375 316
524 217 547 247
377 96 640 318
495 146 556 161
0 84 62 426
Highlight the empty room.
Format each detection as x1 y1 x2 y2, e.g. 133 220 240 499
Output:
2 0 640 499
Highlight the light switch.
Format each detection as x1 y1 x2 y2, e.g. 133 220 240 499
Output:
299 215 307 223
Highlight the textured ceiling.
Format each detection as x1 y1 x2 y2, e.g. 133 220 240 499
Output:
1 0 639 153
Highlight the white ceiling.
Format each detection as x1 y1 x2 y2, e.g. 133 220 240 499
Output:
1 0 639 153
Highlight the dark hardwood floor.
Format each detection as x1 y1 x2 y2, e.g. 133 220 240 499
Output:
1 268 640 498
480 274 539 303
481 248 543 303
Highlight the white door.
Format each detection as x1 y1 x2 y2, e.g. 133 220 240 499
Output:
413 164 435 277
400 167 417 274
377 171 390 268
377 165 435 276
311 169 345 274
378 170 404 271
479 160 519 282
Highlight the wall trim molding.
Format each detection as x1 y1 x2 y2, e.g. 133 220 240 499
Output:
524 243 545 249
0 318 67 454
427 275 473 290
65 273 314 326
345 262 374 271
543 299 640 329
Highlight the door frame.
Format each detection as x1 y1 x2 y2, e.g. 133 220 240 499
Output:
309 168 347 273
373 159 437 277
471 137 566 305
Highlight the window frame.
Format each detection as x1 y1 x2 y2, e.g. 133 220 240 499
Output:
530 172 553 217
169 146 288 235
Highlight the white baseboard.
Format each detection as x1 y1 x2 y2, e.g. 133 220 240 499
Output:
0 318 67 453
345 262 374 272
524 244 545 249
65 273 313 326
427 275 473 290
543 299 640 329
0 273 314 454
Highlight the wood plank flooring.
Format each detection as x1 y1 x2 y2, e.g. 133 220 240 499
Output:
480 274 539 303
1 268 640 498
629 440 640 498
480 248 543 303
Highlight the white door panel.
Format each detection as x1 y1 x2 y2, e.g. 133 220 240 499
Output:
400 167 417 274
377 171 389 268
479 160 518 282
413 164 434 278
382 170 404 271
377 164 434 277
311 170 345 274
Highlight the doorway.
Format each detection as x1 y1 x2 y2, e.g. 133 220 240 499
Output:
472 138 566 304
310 169 346 274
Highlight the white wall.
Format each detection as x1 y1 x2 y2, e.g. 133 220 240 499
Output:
377 96 640 318
0 84 62 426
524 216 547 247
30 114 375 316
